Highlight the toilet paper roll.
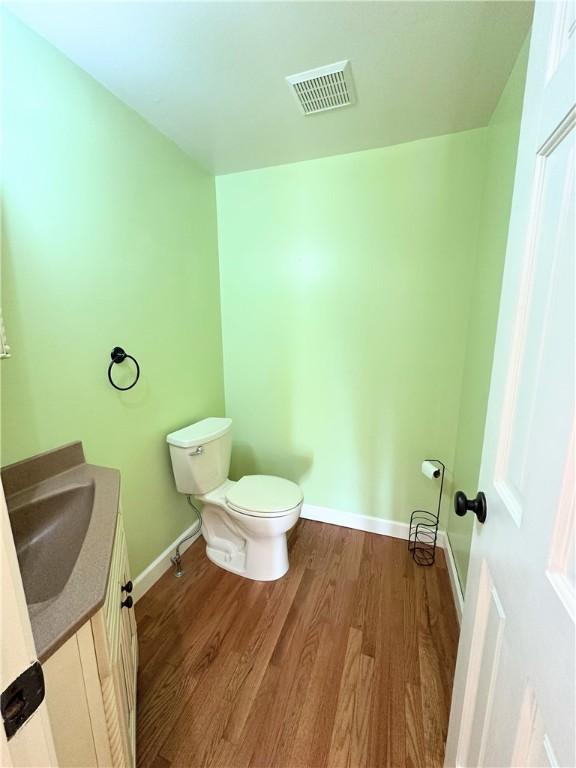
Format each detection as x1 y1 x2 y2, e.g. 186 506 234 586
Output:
422 460 441 480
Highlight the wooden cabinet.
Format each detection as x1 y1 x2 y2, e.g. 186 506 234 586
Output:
43 511 138 767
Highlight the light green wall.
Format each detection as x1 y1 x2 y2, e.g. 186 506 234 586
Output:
1 11 528 582
1 14 225 575
216 130 489 528
447 37 530 591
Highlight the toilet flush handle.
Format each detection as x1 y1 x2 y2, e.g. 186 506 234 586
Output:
190 446 204 456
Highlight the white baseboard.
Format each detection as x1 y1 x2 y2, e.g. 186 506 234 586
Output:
301 503 412 540
133 522 202 603
439 530 464 624
134 503 465 622
302 503 464 623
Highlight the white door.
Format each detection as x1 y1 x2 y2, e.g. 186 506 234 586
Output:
445 2 575 767
0 479 57 767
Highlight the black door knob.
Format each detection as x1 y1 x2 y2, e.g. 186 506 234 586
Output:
121 580 133 594
121 596 133 609
454 490 487 524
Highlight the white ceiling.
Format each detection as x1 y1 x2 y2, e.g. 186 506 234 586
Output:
8 1 533 175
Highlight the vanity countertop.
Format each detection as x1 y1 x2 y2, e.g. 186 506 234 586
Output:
2 442 120 662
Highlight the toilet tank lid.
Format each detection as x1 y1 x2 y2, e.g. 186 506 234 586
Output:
166 417 232 448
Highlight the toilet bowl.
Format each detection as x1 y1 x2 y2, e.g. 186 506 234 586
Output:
166 418 303 581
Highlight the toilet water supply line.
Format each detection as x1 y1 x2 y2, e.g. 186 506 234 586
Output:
171 496 202 578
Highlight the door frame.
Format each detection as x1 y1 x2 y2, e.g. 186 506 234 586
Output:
1 478 57 767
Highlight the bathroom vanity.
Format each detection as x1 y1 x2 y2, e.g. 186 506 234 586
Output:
3 443 137 768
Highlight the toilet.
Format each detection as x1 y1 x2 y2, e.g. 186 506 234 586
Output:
166 417 303 581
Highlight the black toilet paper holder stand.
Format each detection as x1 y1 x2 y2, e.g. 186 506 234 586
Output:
408 458 445 566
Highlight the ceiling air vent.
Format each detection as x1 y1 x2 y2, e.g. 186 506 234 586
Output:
286 60 356 116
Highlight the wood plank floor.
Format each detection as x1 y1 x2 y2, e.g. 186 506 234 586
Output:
136 520 459 768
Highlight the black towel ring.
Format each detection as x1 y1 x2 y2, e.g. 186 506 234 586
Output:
108 346 140 391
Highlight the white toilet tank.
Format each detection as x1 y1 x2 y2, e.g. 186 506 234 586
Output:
167 417 232 495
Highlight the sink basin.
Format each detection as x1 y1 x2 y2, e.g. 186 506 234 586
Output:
9 482 95 605
2 442 120 661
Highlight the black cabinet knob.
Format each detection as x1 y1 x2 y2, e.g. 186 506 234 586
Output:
454 490 487 524
121 580 133 594
121 596 133 609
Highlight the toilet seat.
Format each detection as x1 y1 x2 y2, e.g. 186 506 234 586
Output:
226 475 303 518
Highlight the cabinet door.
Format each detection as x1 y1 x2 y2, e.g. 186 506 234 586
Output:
95 511 138 768
118 538 137 766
